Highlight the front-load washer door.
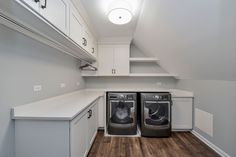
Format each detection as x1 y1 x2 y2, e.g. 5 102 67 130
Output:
144 101 170 126
110 100 134 124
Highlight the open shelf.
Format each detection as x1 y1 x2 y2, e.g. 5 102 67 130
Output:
82 73 178 78
129 57 159 62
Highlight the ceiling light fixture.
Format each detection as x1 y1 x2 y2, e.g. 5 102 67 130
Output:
108 0 133 25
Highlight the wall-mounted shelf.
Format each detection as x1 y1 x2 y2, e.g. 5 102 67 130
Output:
129 73 178 77
129 57 159 62
82 73 178 78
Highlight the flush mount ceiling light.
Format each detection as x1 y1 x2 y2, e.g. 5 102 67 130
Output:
108 0 133 25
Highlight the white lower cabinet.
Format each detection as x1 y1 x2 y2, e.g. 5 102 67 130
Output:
87 104 98 146
172 98 193 130
15 101 99 157
70 111 88 157
70 102 98 157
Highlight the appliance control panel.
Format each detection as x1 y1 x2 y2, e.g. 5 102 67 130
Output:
143 93 171 101
108 92 136 101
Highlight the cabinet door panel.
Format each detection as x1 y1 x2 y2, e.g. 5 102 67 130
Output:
98 45 114 75
20 0 40 12
40 0 69 34
172 98 193 130
90 39 97 58
88 103 98 147
70 5 83 46
113 45 129 75
81 28 91 52
70 113 88 157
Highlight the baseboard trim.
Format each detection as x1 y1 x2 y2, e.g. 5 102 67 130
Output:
191 130 231 157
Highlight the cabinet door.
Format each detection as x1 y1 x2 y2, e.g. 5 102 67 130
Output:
113 45 130 75
19 0 40 12
172 98 193 130
40 0 69 35
90 39 97 58
87 103 98 147
98 45 114 75
81 27 91 52
69 4 83 47
70 112 88 157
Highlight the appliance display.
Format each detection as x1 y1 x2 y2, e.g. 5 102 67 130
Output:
140 92 172 137
107 92 137 135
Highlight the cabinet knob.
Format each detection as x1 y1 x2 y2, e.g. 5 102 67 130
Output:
92 48 94 53
34 0 39 3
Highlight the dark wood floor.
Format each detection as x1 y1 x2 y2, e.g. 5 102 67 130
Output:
88 131 220 157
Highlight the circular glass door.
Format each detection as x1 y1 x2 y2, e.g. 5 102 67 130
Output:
144 101 169 126
110 101 134 124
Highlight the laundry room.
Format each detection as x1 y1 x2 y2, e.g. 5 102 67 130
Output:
0 0 236 157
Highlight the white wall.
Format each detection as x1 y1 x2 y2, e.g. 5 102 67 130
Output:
85 77 177 89
177 79 236 157
0 25 85 157
134 0 236 81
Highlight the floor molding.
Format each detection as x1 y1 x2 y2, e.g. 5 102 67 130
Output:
191 130 231 157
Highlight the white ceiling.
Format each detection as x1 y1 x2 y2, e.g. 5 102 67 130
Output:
133 0 236 81
81 0 236 81
80 0 143 39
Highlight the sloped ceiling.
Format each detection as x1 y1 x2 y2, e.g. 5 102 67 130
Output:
133 0 236 81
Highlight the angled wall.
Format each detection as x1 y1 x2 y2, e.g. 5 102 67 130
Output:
133 0 236 156
134 0 236 81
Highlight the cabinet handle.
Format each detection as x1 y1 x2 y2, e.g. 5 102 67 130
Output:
114 69 116 74
92 48 94 53
85 39 87 46
87 110 91 118
41 0 47 9
88 109 92 118
82 38 86 46
34 0 39 3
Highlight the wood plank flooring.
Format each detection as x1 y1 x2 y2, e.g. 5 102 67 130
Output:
88 131 220 157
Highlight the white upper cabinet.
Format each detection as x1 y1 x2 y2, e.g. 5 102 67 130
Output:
69 3 83 46
98 44 130 76
20 0 40 13
90 38 97 58
15 0 97 60
40 0 69 35
98 45 114 75
81 27 91 52
113 45 129 75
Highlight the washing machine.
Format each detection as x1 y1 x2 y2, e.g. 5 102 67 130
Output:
107 92 137 135
140 92 172 137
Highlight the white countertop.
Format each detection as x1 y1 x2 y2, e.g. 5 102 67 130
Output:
12 88 193 120
84 88 194 98
12 90 104 120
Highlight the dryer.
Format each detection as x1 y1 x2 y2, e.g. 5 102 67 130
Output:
140 92 172 137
